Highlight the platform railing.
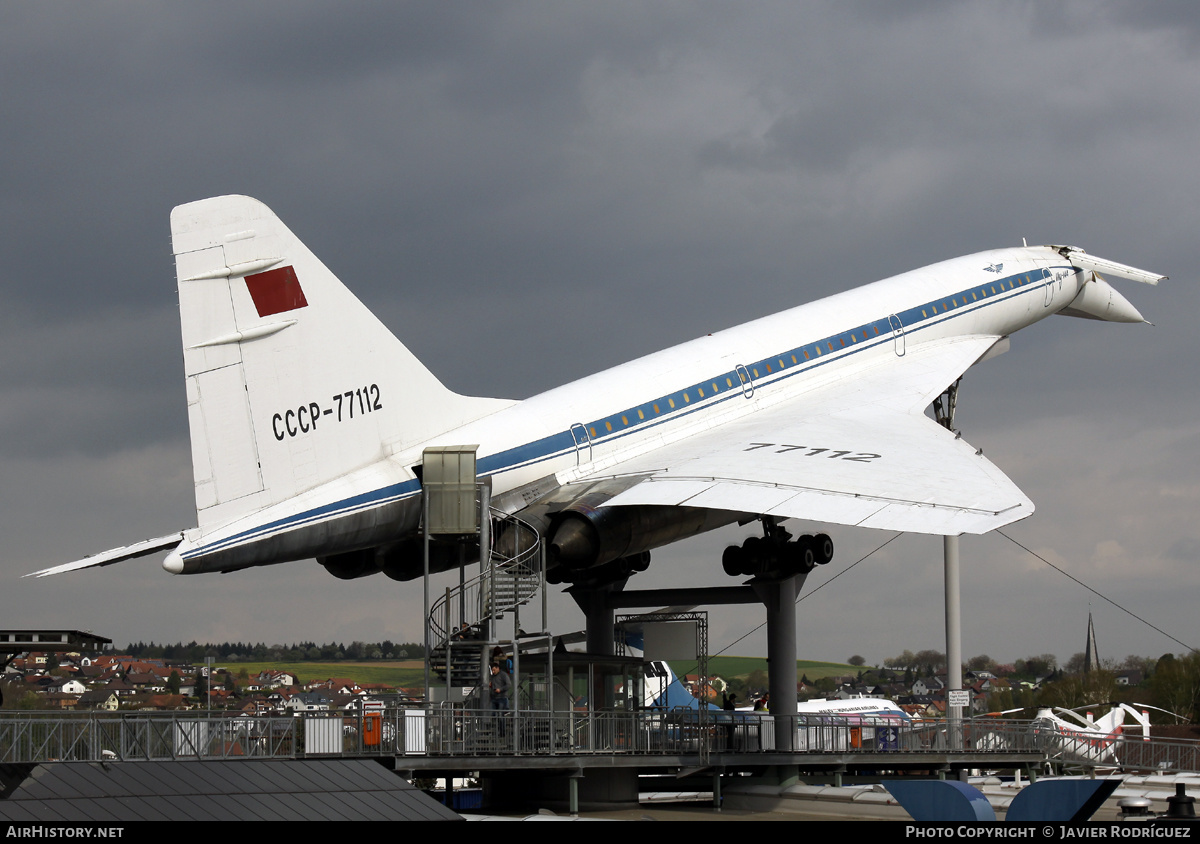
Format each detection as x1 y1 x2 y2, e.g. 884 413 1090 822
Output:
3 709 1199 768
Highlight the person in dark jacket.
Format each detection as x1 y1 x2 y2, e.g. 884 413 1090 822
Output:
489 662 511 737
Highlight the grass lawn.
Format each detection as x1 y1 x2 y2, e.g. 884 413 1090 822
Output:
218 656 853 692
222 661 426 689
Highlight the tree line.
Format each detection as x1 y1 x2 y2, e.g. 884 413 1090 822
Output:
119 640 426 662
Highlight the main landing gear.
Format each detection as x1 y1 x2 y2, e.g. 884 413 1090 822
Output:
721 517 834 579
720 516 832 756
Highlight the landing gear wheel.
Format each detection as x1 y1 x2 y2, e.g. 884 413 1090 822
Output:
814 533 834 565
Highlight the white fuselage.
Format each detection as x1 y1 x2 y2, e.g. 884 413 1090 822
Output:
170 246 1084 573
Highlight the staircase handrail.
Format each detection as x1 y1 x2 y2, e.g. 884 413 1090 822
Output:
429 509 541 648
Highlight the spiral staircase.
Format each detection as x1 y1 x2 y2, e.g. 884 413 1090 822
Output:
427 511 542 688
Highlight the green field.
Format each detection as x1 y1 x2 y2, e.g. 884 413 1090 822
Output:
218 656 850 692
223 661 425 689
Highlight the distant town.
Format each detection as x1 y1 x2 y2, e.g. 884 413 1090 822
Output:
3 637 1198 731
0 640 427 714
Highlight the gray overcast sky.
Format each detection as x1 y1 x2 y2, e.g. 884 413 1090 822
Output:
3 1 1198 667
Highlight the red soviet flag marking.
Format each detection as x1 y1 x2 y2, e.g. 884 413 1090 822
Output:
245 266 308 317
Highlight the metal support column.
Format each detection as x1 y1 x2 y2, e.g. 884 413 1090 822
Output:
571 580 627 656
754 574 800 753
945 533 964 749
934 380 965 746
586 594 613 656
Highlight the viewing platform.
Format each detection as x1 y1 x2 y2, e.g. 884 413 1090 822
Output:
5 707 1196 773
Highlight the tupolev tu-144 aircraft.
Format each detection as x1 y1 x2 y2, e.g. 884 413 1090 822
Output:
30 195 1165 584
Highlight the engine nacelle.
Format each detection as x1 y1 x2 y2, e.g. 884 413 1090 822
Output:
318 549 383 580
546 493 739 572
547 551 650 587
319 537 480 582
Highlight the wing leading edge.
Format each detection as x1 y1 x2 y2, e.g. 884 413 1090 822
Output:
596 335 1033 535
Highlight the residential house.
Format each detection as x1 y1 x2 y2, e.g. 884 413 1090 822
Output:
78 690 120 711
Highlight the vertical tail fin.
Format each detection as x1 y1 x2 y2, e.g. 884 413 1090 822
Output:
172 195 511 531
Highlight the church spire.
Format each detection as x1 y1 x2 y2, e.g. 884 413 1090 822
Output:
1084 612 1101 673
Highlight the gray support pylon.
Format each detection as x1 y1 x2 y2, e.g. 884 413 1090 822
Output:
586 593 614 656
945 534 963 748
570 580 627 656
753 574 802 752
934 382 966 742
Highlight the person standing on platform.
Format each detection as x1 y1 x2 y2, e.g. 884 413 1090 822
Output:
489 662 511 738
